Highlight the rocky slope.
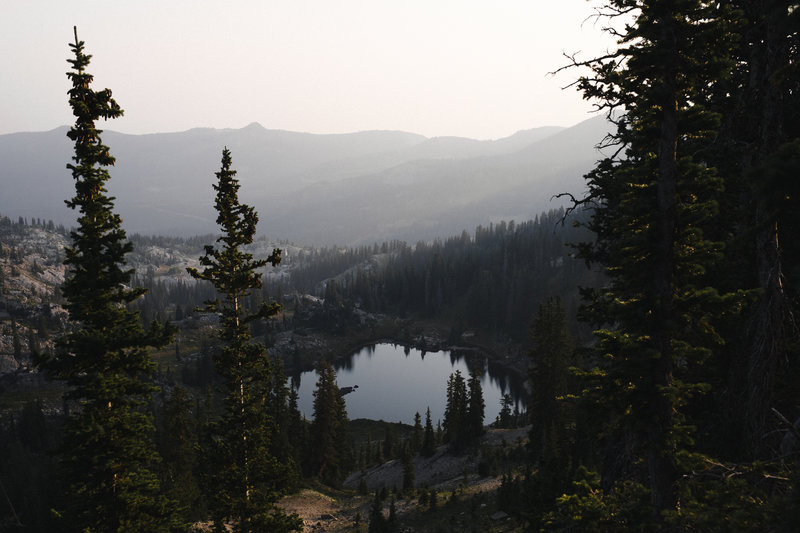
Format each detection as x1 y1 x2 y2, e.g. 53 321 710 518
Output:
0 216 297 376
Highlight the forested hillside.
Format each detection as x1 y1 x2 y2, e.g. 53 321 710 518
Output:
290 209 600 341
0 207 591 530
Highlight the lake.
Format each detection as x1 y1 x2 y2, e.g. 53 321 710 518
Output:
292 343 526 426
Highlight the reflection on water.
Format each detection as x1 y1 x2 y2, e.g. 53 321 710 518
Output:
292 343 525 425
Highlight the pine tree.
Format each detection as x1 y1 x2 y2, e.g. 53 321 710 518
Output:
287 380 307 467
565 0 745 519
551 3 799 527
267 357 300 490
522 297 577 528
420 407 436 457
527 297 573 465
367 490 386 533
309 360 352 486
443 370 467 448
466 369 485 443
383 423 395 460
411 411 424 454
38 27 182 533
429 489 438 512
497 394 514 429
157 386 202 520
402 446 416 492
387 497 398 532
188 147 300 532
444 369 484 449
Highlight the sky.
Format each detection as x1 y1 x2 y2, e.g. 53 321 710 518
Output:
2 1 616 140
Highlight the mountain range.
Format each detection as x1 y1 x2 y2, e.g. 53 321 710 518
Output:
0 116 610 245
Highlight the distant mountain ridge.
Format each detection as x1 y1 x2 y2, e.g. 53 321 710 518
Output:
0 117 608 245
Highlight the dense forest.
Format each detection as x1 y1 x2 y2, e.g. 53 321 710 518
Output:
120 209 598 348
1 1 799 531
290 210 600 341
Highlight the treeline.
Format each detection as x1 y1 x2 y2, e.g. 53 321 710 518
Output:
129 232 218 252
124 209 601 345
3 204 602 350
293 210 601 341
0 214 71 236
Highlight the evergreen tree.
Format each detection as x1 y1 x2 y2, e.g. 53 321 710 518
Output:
402 446 416 492
411 411 424 454
157 386 202 521
443 370 467 448
563 0 771 523
466 369 485 443
188 148 300 532
309 360 352 486
286 381 307 467
387 497 398 532
383 423 395 460
368 490 386 533
267 357 300 491
0 401 61 531
39 28 182 533
420 407 436 457
524 297 576 528
497 394 514 429
365 431 375 468
527 297 573 465
443 369 484 449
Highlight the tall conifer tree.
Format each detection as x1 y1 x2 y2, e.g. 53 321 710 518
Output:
528 296 573 465
309 361 352 486
443 370 467 447
565 0 743 518
188 148 300 532
547 2 800 528
443 369 484 449
40 27 182 532
411 411 424 454
420 407 437 457
466 369 485 443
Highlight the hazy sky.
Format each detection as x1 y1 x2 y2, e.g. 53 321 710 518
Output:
2 1 615 139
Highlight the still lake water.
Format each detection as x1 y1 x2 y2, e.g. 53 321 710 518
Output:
293 343 525 426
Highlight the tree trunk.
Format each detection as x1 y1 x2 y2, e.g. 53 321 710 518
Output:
648 8 679 514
